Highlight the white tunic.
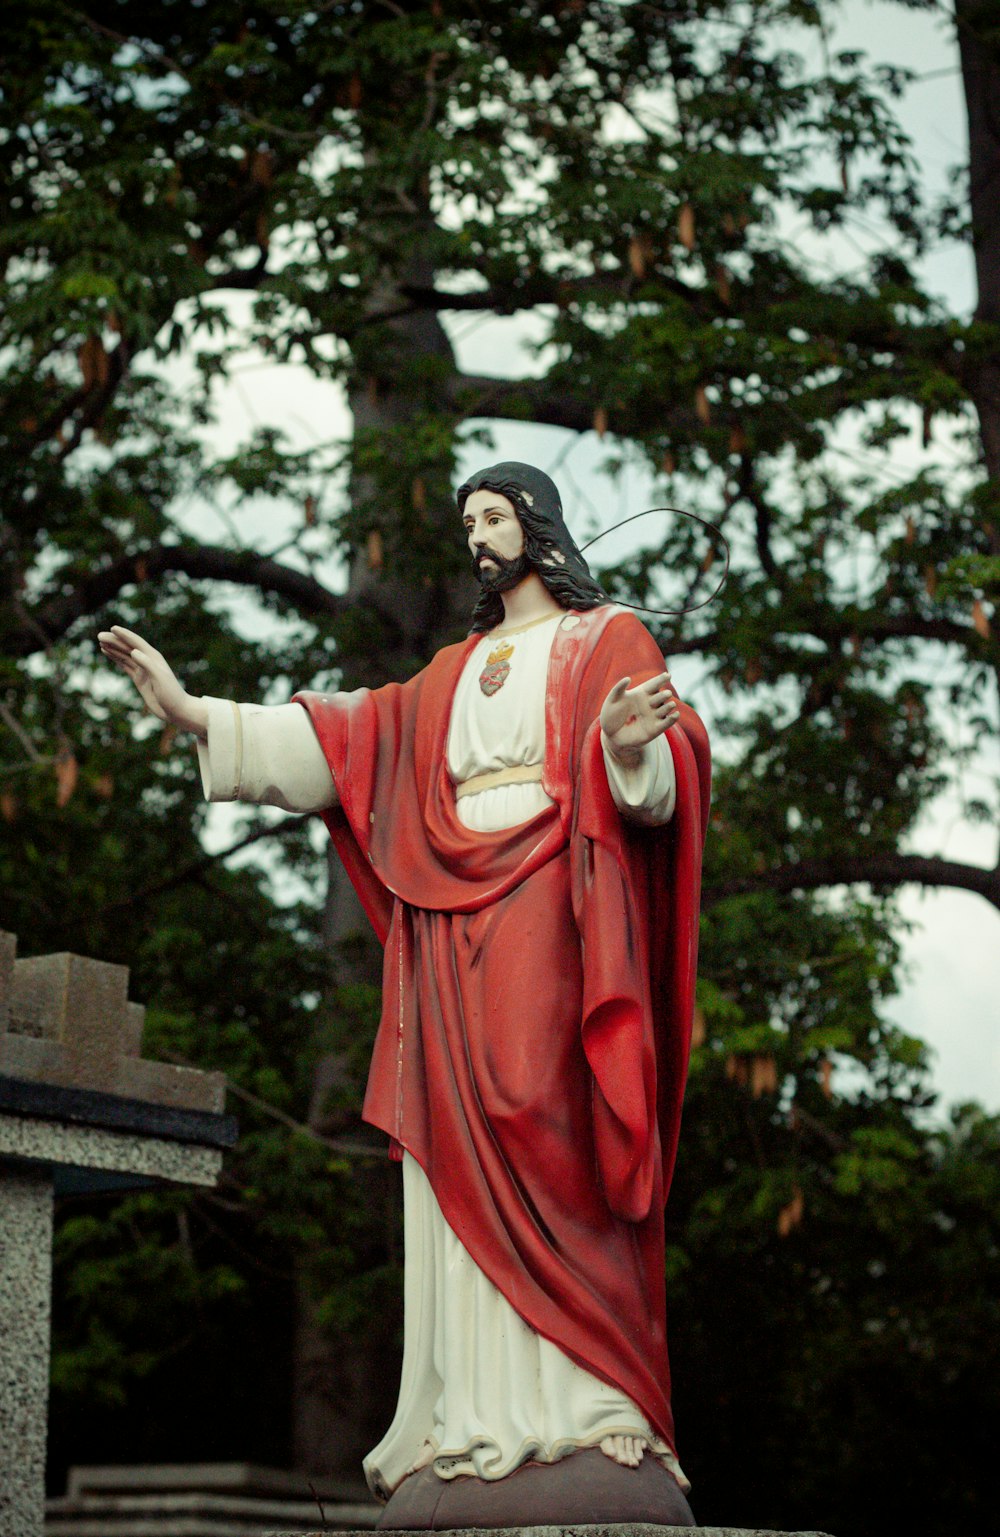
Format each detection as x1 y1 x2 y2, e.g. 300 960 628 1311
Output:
195 611 685 1494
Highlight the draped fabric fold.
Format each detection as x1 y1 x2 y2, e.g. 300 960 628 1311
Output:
295 606 710 1460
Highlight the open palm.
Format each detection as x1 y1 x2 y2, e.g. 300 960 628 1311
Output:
97 625 207 736
600 671 678 761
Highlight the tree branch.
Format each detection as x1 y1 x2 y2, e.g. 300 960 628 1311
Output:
97 816 304 915
705 852 1000 911
736 452 780 581
6 544 350 657
448 372 596 433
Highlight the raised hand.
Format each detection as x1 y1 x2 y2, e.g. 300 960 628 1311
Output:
97 625 208 737
600 671 679 764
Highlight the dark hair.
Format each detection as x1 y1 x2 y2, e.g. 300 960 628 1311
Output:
457 469 608 633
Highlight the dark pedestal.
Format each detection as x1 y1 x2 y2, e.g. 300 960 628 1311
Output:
377 1449 695 1530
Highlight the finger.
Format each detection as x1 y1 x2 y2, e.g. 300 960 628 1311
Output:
98 639 137 668
607 676 632 702
100 643 136 667
634 670 670 693
627 674 662 698
115 639 160 674
110 625 161 658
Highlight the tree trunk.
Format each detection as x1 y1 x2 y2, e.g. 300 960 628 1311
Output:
956 0 1000 543
291 260 466 1478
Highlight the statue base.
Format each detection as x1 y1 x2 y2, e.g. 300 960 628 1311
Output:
376 1448 695 1529
266 1525 835 1536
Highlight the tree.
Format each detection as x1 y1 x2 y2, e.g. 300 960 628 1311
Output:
2 2 998 1532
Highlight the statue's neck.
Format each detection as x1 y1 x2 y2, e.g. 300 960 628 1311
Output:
497 572 563 630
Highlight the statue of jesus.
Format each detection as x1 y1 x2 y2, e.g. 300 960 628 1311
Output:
99 461 710 1528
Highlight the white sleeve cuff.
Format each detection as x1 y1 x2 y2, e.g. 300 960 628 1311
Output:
601 730 677 827
196 697 243 803
194 698 337 813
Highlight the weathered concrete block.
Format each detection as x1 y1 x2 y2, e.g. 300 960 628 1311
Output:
119 1054 226 1113
121 1000 146 1058
0 937 223 1111
0 1114 224 1188
10 952 128 1087
0 1034 225 1113
64 1463 372 1501
0 931 15 1030
48 1462 380 1534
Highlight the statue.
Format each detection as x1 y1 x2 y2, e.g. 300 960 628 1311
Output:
99 462 711 1528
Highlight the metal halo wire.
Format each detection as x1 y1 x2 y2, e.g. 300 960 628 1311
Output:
580 506 731 617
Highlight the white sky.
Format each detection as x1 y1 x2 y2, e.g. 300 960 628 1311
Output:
186 0 998 1117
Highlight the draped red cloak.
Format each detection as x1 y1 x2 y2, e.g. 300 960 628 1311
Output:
295 606 710 1459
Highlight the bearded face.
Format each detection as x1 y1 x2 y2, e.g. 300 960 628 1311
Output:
471 545 533 593
462 489 533 596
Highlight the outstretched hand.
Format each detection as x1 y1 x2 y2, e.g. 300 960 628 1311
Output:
600 671 679 764
97 626 208 737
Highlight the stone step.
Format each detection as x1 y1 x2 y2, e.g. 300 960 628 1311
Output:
46 1490 377 1535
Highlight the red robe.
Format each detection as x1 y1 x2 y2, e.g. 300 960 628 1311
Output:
296 605 710 1459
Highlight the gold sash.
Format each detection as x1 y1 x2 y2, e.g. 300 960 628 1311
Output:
454 762 544 800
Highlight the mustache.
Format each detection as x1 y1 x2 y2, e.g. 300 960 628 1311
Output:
472 545 531 592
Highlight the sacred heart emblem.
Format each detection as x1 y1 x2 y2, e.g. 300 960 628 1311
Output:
479 638 514 696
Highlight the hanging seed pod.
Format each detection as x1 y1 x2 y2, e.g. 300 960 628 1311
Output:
777 1186 804 1237
250 149 274 187
678 201 696 252
972 598 991 638
55 743 78 808
750 1054 778 1098
628 233 652 278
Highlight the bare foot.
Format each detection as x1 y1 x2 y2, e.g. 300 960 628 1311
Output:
599 1433 647 1468
406 1439 437 1476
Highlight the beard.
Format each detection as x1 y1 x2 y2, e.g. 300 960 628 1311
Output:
472 547 532 593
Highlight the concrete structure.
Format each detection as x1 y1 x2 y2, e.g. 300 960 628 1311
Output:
46 1463 378 1534
0 931 237 1537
